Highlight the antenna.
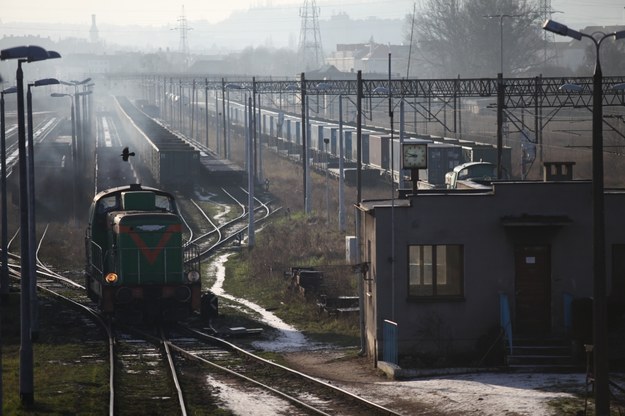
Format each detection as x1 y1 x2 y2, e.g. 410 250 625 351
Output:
298 0 324 70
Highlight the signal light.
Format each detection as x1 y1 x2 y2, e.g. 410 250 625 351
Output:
105 273 119 284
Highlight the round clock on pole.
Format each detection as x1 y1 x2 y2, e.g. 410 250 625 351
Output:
402 142 428 193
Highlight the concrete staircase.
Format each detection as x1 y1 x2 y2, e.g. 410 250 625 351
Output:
506 338 582 372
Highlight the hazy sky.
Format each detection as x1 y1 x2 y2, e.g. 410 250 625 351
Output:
1 0 415 26
0 0 623 30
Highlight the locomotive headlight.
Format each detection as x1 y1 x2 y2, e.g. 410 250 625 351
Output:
105 273 119 284
187 270 200 283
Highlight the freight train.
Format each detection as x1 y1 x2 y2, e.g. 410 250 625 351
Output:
113 96 201 190
195 95 512 188
85 184 201 321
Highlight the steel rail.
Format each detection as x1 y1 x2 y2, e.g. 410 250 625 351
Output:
177 325 402 416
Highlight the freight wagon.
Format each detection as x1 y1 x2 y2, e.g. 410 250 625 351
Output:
114 96 200 190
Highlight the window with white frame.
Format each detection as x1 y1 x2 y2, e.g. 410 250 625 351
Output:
408 245 464 298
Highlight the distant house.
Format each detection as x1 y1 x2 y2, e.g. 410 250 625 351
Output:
357 165 625 366
187 57 230 75
326 42 408 77
304 64 353 80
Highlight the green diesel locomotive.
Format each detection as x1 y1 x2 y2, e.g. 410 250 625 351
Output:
85 184 201 321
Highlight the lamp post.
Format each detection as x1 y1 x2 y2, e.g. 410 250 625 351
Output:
484 14 522 76
0 86 16 297
0 84 16 413
221 78 227 158
324 137 330 224
225 82 243 161
543 19 625 415
27 77 60 340
51 92 78 224
338 94 345 233
485 14 520 180
1 44 61 405
247 96 255 248
60 78 91 174
82 83 95 163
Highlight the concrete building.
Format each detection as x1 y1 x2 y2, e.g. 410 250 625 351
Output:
326 42 409 77
357 167 625 367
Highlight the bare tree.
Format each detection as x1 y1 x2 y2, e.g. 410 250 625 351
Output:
585 36 625 76
404 0 543 78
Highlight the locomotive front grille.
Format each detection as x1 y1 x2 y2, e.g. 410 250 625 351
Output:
117 246 183 284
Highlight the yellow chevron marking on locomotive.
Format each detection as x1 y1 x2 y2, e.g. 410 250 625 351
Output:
119 224 181 264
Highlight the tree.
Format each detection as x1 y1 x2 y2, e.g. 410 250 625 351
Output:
404 0 543 78
583 35 625 76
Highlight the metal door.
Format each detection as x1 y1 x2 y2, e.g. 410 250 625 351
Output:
514 245 551 335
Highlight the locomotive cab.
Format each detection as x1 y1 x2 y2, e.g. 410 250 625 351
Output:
85 184 201 321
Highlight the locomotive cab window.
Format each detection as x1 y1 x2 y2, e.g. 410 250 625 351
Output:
97 195 119 214
408 244 464 299
155 194 176 213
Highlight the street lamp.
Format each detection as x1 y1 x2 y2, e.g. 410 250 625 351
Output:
82 83 95 159
0 86 16 297
225 82 244 160
61 78 91 174
27 77 59 340
543 19 625 415
484 14 522 76
51 92 83 225
246 95 255 248
0 83 8 416
485 14 521 179
324 137 330 224
0 44 61 405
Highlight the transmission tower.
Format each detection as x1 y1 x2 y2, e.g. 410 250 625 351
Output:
173 6 193 63
539 0 559 66
298 0 324 71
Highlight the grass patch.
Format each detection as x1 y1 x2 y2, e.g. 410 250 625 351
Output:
1 294 109 415
217 214 361 347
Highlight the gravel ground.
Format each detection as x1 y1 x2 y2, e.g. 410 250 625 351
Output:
282 349 587 416
209 254 588 416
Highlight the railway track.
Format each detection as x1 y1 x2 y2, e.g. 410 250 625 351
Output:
2 114 59 178
11 227 188 415
28 262 190 415
178 185 276 259
168 325 401 416
6 248 115 415
112 324 189 415
3 210 396 415
0 113 394 414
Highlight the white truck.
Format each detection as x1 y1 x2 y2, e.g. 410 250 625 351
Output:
445 161 498 189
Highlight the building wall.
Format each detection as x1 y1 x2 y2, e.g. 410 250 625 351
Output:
361 181 625 361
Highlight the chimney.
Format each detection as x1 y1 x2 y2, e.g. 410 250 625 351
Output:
89 14 99 43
